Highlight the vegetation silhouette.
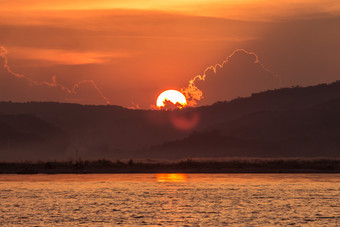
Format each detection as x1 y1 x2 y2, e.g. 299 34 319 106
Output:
0 158 339 174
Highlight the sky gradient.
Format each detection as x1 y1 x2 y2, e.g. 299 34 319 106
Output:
1 0 340 108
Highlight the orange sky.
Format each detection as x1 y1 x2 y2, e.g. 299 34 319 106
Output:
0 0 340 108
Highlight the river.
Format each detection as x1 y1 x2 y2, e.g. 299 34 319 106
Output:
1 174 339 226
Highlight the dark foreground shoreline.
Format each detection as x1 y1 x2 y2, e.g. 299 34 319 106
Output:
1 158 340 174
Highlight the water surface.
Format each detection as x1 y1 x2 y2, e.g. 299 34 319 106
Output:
1 174 339 226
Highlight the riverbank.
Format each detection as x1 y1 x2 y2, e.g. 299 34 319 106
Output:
1 158 339 174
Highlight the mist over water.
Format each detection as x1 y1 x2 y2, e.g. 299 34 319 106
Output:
1 174 339 226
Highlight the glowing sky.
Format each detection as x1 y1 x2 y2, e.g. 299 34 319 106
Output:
2 0 340 19
0 0 340 108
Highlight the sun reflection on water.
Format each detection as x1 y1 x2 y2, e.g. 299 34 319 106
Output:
156 173 187 182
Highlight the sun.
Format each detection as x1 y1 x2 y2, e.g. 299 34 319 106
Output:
156 89 187 109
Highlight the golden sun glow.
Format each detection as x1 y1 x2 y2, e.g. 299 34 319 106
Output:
156 89 187 109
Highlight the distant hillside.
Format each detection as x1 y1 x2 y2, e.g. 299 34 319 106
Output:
0 114 69 160
195 81 340 129
0 81 339 161
145 99 340 159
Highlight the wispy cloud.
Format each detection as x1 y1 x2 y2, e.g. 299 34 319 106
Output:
0 46 111 104
182 49 281 106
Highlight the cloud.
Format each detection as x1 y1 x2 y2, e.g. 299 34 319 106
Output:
1 7 338 108
6 47 133 65
182 49 281 106
0 46 111 105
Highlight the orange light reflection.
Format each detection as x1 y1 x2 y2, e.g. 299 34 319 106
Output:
156 173 187 182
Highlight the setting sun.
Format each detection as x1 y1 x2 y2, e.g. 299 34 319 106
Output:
156 89 187 109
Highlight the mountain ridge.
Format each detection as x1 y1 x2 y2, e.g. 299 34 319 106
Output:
0 80 339 161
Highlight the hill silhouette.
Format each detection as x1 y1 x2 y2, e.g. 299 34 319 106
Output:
147 99 340 159
0 114 69 160
0 81 339 161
